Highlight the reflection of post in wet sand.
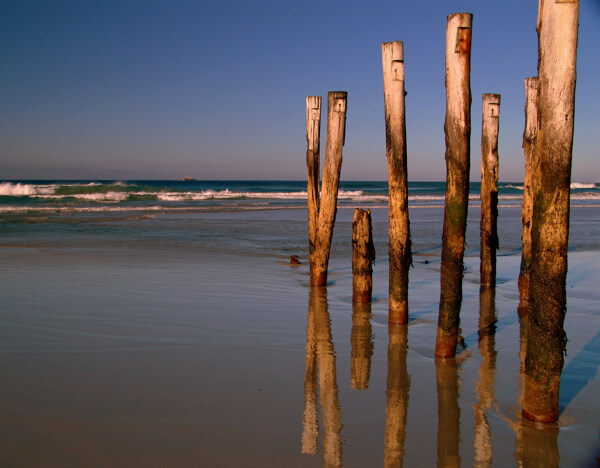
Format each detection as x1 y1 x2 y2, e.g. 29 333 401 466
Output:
513 418 560 467
384 324 410 468
436 357 460 468
302 287 342 467
351 302 373 390
473 286 497 467
513 296 560 467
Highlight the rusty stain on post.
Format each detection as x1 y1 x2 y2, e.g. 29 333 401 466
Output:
435 13 473 359
382 41 412 325
480 93 501 286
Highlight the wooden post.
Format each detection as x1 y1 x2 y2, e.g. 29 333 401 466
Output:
310 91 347 286
523 0 579 424
352 208 375 303
350 302 373 390
518 77 539 310
480 94 500 286
382 41 412 325
306 96 322 267
435 13 473 358
436 358 460 468
384 325 410 468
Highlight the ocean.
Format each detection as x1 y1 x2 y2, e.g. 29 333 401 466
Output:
1 179 599 466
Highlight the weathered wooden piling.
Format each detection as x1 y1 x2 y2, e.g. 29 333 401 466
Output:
351 302 373 390
384 324 410 468
518 77 539 310
480 94 500 287
382 41 412 325
352 208 375 303
308 92 347 286
523 0 579 424
435 13 473 359
306 96 322 264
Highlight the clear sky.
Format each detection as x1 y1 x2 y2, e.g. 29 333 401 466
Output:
1 0 598 181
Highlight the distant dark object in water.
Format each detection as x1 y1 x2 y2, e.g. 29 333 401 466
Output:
290 255 301 265
424 259 429 264
179 176 196 181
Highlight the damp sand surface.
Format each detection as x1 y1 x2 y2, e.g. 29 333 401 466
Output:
0 206 599 467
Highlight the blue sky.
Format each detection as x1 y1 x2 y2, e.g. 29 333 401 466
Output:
1 0 598 181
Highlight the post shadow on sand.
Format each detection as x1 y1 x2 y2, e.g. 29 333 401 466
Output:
351 301 374 390
558 329 600 415
384 324 410 468
302 286 343 467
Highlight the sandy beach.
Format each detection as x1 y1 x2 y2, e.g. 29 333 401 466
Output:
0 202 598 467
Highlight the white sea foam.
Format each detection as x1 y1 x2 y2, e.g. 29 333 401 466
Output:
31 191 129 202
571 182 597 189
0 182 55 196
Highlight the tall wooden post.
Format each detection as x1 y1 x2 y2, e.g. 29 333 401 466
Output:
435 13 473 358
310 91 347 286
306 96 322 266
352 208 375 303
384 325 410 468
350 302 373 390
382 41 412 325
518 77 539 310
480 94 500 286
523 0 579 424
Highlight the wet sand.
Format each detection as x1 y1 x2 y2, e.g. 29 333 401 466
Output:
0 206 599 467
